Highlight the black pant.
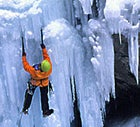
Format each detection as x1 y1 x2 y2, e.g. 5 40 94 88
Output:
22 82 49 113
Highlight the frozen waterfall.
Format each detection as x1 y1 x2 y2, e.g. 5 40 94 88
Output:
0 0 139 127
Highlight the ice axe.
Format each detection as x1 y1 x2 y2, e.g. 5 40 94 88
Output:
41 28 44 45
21 36 25 54
40 28 46 49
21 31 26 56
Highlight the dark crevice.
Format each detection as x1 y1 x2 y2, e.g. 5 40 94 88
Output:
70 76 82 127
92 0 99 18
87 0 99 20
104 34 140 127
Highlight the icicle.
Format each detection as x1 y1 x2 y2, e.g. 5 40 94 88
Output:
118 24 122 44
128 28 139 84
70 76 76 102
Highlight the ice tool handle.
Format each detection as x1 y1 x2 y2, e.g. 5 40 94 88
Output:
21 36 25 54
41 28 44 45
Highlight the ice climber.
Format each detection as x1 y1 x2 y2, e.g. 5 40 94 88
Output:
22 42 54 117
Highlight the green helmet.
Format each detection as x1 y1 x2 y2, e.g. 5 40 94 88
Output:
41 60 51 72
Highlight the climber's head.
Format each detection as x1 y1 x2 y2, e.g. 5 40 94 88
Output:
40 60 51 72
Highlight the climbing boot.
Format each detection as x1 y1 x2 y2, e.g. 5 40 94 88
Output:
43 109 54 117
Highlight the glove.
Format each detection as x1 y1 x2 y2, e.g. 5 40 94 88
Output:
22 52 26 56
40 43 45 49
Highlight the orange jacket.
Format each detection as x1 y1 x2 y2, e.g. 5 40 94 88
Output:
22 48 52 87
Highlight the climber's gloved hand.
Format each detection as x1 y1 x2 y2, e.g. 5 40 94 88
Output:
22 52 26 56
40 43 45 49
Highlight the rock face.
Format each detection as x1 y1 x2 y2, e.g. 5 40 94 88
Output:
104 34 140 126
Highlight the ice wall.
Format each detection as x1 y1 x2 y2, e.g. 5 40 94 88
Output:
76 19 115 127
0 0 139 127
